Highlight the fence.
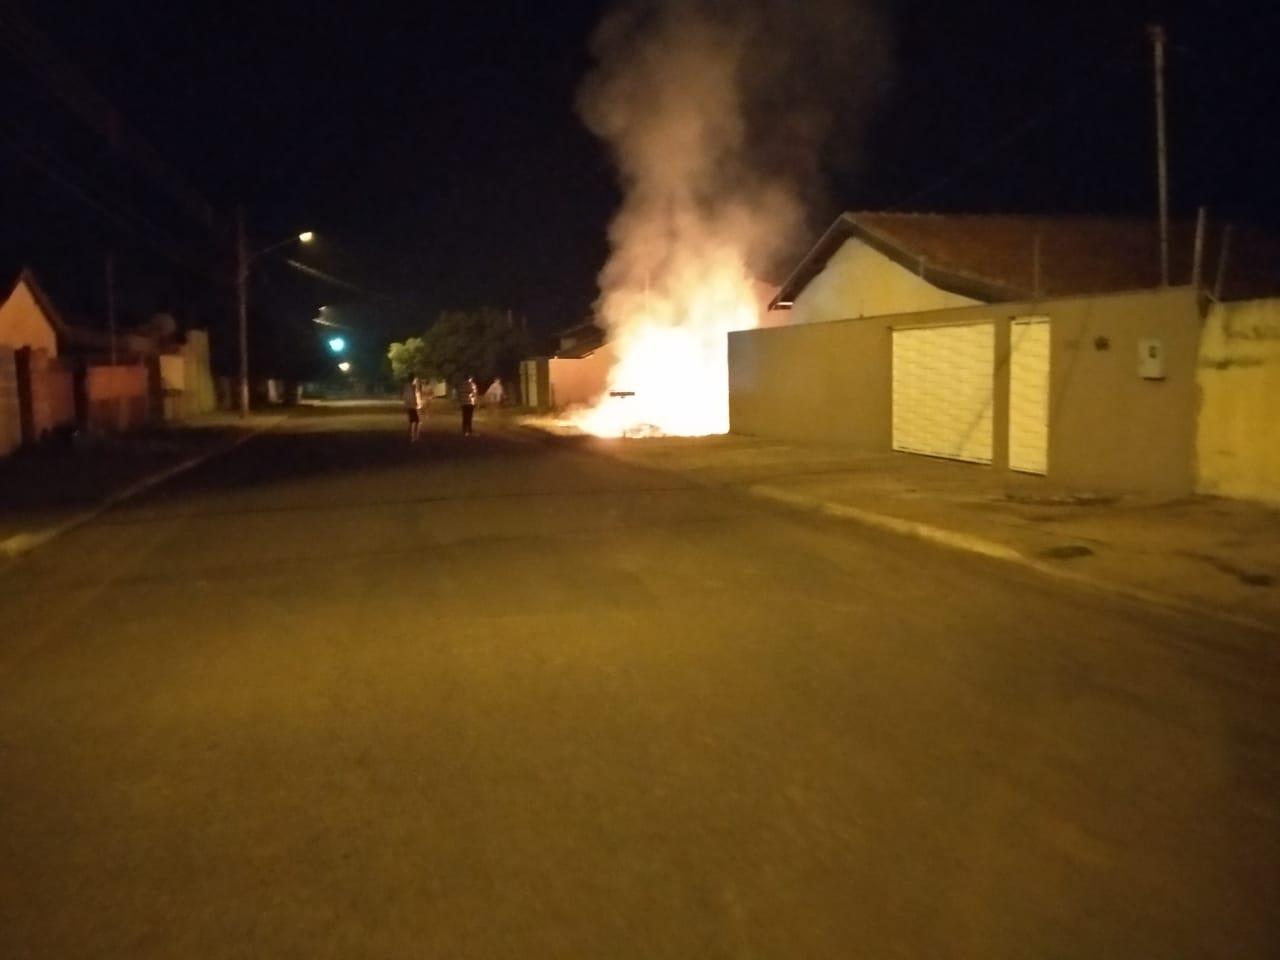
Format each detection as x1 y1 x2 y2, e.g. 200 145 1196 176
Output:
86 363 149 432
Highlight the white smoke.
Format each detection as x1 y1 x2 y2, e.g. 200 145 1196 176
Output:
576 0 891 436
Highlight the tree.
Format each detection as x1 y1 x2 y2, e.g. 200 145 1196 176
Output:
387 336 428 382
389 308 529 387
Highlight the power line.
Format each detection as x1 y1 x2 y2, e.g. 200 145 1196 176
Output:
279 257 422 309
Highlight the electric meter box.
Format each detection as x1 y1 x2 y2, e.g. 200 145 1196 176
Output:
1138 338 1165 380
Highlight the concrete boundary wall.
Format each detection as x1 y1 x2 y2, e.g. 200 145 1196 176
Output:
1196 298 1280 505
86 364 149 432
730 286 1202 496
0 348 19 455
549 344 616 410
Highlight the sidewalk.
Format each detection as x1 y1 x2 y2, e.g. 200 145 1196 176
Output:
524 421 1280 633
0 411 287 558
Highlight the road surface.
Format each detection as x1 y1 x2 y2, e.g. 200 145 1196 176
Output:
2 403 1277 958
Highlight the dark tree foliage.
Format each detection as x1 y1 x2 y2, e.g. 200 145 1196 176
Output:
388 307 530 387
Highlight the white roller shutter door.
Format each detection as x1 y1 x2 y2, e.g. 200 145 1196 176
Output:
892 322 994 464
1008 317 1050 475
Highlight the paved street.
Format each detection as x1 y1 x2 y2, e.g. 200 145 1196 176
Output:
1 403 1278 959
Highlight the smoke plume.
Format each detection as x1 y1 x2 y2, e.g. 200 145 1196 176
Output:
576 0 891 435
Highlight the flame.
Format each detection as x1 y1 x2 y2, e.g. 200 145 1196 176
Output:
568 257 759 437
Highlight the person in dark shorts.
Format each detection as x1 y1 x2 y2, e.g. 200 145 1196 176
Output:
402 377 424 442
459 375 478 436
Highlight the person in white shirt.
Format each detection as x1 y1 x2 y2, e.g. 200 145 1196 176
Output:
402 377 424 443
459 376 478 436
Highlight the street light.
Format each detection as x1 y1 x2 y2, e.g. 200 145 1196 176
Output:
328 336 346 354
338 361 351 373
235 207 315 417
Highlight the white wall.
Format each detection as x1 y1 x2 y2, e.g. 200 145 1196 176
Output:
789 238 979 325
0 280 58 356
1196 299 1280 505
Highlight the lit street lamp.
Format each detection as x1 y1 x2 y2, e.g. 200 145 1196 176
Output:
236 208 314 417
338 361 352 373
328 336 346 354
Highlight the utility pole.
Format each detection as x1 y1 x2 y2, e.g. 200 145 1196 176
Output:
1149 23 1170 286
1191 206 1207 292
236 204 250 418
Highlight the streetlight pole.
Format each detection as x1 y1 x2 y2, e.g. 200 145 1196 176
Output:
234 207 312 418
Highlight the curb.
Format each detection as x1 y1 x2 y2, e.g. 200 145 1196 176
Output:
750 483 1279 638
0 415 289 562
749 484 1024 562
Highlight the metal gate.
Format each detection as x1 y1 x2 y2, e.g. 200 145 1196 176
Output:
892 322 994 464
1008 317 1050 475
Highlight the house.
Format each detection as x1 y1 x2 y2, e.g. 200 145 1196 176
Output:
771 212 1279 322
0 269 217 453
0 267 61 357
732 212 1280 502
0 268 161 361
0 270 81 452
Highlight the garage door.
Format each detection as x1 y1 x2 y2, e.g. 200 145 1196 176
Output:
1008 317 1050 475
892 322 994 464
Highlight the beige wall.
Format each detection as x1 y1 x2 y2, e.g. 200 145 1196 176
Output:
549 344 617 410
1196 299 1280 505
1044 287 1200 495
159 331 217 421
0 280 58 356
789 238 979 325
729 315 891 450
730 286 1203 496
181 330 217 417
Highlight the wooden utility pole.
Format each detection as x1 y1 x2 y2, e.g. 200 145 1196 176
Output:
236 205 250 418
1150 24 1170 286
1192 206 1207 291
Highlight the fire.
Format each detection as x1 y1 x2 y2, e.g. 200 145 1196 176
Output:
568 258 760 437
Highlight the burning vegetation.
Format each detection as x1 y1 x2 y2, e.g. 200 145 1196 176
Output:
569 0 890 437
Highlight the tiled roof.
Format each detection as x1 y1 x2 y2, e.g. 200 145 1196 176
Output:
774 212 1280 307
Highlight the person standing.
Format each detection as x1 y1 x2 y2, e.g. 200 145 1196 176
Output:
402 376 424 443
459 375 478 436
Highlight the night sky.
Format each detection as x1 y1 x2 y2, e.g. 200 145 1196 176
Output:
2 0 1277 376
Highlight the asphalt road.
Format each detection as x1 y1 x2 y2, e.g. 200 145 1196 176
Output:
2 403 1278 959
